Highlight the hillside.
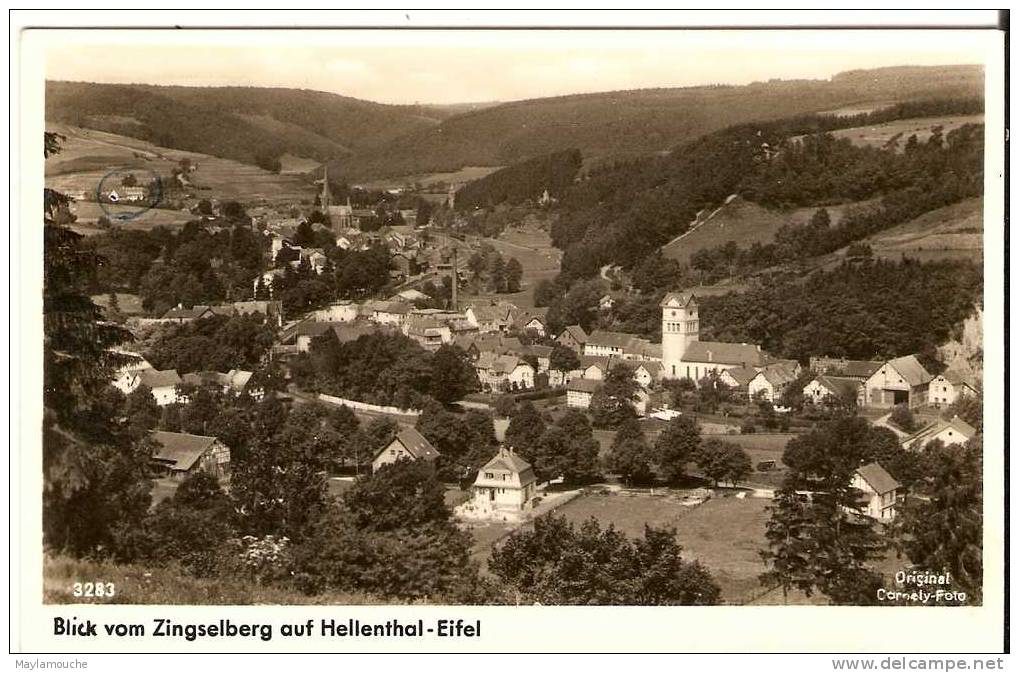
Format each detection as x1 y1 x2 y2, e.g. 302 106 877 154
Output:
45 81 447 168
661 195 882 265
45 124 317 217
332 64 984 180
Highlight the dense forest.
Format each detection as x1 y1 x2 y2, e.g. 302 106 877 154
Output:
454 148 582 211
697 258 983 364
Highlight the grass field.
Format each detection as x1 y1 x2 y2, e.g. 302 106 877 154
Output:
68 201 195 235
852 197 982 263
821 114 984 151
661 196 881 265
362 165 503 190
46 124 317 207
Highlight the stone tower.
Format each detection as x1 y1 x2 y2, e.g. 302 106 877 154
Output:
660 292 699 379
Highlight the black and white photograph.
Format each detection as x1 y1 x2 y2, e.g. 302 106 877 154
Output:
12 10 1008 658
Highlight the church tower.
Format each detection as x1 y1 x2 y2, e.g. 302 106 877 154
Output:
320 165 332 210
660 292 700 379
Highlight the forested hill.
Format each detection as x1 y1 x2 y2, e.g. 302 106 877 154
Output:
546 97 984 282
331 64 984 180
45 81 451 168
453 149 582 211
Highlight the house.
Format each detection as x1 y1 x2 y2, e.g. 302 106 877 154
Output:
719 366 757 397
556 324 588 354
809 356 883 382
115 368 182 406
466 447 537 517
864 355 933 409
390 251 414 278
901 415 978 451
928 369 979 407
369 301 412 327
852 462 900 522
395 288 430 303
475 354 535 392
403 316 452 351
159 304 216 324
513 311 547 338
228 300 284 327
466 302 518 333
371 427 440 474
528 345 553 374
567 378 601 409
580 355 615 381
803 375 864 408
182 369 258 398
584 330 637 358
633 360 665 389
150 431 231 481
313 301 359 323
747 363 799 403
299 248 328 274
296 321 379 352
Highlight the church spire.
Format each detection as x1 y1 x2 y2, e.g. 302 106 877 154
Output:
321 165 332 210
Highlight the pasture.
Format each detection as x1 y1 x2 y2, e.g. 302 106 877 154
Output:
818 114 984 151
661 196 881 265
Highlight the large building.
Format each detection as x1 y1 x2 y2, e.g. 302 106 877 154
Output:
660 292 769 382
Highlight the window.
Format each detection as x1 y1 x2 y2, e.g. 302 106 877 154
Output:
485 472 494 479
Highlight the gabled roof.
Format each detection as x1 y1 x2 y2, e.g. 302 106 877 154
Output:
138 368 182 389
568 378 602 394
941 368 979 389
814 375 861 401
683 341 765 367
161 305 213 320
586 330 636 350
905 415 978 448
381 427 440 462
372 301 412 315
579 355 614 372
528 345 553 358
558 324 588 343
721 366 757 386
855 462 900 495
231 300 281 316
479 447 532 474
883 355 933 387
151 431 221 471
660 291 697 308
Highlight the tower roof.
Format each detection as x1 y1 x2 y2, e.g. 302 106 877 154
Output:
660 292 696 308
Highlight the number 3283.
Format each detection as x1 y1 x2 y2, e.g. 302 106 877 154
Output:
72 582 115 598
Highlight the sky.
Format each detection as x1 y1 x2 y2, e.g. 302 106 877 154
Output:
42 29 992 106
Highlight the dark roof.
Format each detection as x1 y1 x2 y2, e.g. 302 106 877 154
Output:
480 447 532 474
138 368 182 389
683 341 765 367
558 324 588 343
721 366 757 386
941 368 978 388
855 462 900 495
568 378 602 394
151 431 220 471
586 330 635 350
660 291 696 308
375 427 440 462
529 345 553 358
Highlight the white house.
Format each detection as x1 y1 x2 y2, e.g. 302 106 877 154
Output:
370 301 412 327
928 369 979 407
747 363 799 403
466 302 518 333
462 447 537 520
803 375 864 407
313 301 359 323
852 462 900 522
719 366 757 397
633 361 665 389
584 330 634 358
864 355 933 409
566 378 601 409
371 427 440 474
114 367 182 406
901 416 978 451
475 354 535 392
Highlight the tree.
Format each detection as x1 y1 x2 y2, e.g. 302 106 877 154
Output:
533 279 560 308
504 402 546 461
897 437 982 602
489 514 721 605
946 389 982 432
758 487 816 603
505 257 524 293
653 416 700 483
889 403 917 432
197 199 213 216
548 343 581 374
293 220 317 248
343 459 449 532
532 412 600 485
695 439 751 487
608 418 654 486
493 394 516 418
428 344 479 405
43 132 151 558
589 363 639 428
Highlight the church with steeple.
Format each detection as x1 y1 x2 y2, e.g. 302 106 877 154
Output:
660 291 774 382
320 165 354 229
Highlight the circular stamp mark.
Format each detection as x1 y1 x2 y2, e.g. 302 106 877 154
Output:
95 168 163 222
